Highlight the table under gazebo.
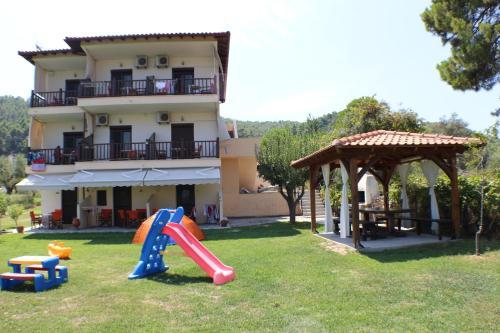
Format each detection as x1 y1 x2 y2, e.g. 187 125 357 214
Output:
291 130 482 249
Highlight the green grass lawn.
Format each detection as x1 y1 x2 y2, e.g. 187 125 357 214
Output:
0 206 41 230
0 222 498 332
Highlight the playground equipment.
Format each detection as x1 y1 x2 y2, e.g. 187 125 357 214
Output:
132 213 205 245
1 256 68 292
128 207 234 285
48 241 72 259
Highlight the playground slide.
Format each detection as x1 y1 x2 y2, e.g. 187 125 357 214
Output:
162 223 235 285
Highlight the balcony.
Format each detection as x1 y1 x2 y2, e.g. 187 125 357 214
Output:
27 139 219 166
30 90 78 108
30 77 217 108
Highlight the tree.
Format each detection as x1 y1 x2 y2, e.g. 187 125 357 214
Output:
421 1 500 91
0 96 29 155
425 112 474 136
332 96 423 138
6 204 24 229
0 154 26 194
257 127 319 223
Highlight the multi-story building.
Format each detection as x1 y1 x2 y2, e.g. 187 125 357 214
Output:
17 32 289 227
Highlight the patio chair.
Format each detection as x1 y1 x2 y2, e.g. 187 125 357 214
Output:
51 210 63 229
30 211 42 229
136 209 147 220
127 210 140 228
99 209 113 227
117 209 127 227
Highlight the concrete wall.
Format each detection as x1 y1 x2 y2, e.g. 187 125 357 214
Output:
221 157 289 217
41 121 84 148
94 56 217 82
45 70 86 91
40 190 61 214
92 110 218 144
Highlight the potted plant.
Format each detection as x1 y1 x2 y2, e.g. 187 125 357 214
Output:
7 204 25 233
72 217 80 229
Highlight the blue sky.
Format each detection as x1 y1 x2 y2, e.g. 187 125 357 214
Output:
1 0 498 131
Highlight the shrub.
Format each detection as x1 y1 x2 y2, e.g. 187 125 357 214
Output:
0 192 9 216
6 204 24 227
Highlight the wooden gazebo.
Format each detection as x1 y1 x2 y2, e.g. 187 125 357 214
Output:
291 130 482 248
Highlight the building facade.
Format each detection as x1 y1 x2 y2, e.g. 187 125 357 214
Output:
17 32 289 227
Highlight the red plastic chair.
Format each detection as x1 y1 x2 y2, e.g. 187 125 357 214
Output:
127 210 140 228
30 211 42 229
51 210 63 229
117 209 127 227
136 209 147 219
99 209 113 226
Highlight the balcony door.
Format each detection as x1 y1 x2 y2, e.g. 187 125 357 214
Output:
63 132 83 163
111 69 132 96
171 123 194 159
172 68 194 94
110 126 132 160
65 79 80 104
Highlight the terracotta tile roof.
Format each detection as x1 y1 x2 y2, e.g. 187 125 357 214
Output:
18 49 84 64
331 130 480 147
291 130 483 169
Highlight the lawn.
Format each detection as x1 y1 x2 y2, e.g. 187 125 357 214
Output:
0 222 498 332
0 206 41 230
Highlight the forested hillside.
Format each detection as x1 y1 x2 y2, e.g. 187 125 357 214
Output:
0 96 29 155
226 112 338 138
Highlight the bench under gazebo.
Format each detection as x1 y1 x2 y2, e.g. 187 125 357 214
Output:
291 130 482 249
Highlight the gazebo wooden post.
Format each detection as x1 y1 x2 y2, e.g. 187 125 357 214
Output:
450 156 460 238
309 165 319 233
382 164 396 231
349 159 361 248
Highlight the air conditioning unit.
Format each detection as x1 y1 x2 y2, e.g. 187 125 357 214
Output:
96 114 109 126
135 55 148 69
155 55 169 68
157 111 170 124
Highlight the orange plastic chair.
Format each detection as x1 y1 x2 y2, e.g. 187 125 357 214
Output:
51 210 63 229
30 211 42 229
127 210 140 228
117 209 127 227
99 209 113 226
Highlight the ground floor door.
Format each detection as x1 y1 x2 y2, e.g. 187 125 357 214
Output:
61 188 77 224
176 185 195 217
113 187 132 227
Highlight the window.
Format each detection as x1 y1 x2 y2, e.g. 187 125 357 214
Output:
97 190 107 206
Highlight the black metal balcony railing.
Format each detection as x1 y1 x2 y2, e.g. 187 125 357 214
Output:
79 77 216 98
30 77 217 107
26 140 219 165
27 148 77 165
30 90 78 107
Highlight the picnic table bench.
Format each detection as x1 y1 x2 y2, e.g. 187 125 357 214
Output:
1 256 68 292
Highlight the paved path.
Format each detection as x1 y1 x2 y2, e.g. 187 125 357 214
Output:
20 216 311 233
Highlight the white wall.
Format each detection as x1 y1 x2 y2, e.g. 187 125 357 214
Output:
44 70 86 91
94 56 217 81
93 111 218 144
42 121 84 148
40 190 61 214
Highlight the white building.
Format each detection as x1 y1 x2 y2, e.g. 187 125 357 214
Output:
17 32 229 227
17 32 290 227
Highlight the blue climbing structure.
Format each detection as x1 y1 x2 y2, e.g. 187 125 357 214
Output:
128 207 184 279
